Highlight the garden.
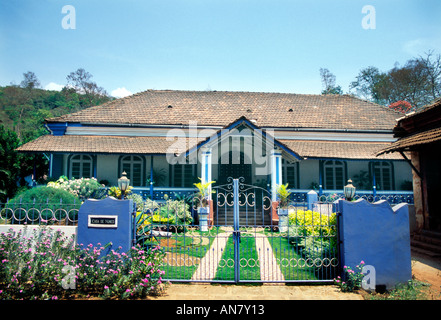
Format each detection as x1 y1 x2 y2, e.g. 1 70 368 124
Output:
0 227 167 300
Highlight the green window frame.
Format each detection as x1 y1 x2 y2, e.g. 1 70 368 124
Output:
172 164 196 188
69 154 93 179
119 155 145 187
371 161 394 191
323 160 346 190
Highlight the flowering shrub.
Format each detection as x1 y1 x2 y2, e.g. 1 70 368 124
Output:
334 261 366 292
144 199 193 229
108 186 133 199
47 176 104 200
287 210 338 271
288 209 336 238
0 227 167 300
389 100 412 113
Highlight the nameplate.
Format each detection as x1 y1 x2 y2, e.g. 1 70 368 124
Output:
88 215 118 228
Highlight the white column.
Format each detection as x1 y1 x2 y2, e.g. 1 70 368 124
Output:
270 149 282 201
201 148 213 199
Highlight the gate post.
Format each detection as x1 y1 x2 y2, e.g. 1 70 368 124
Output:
270 150 282 225
233 178 240 283
77 197 134 256
307 190 318 211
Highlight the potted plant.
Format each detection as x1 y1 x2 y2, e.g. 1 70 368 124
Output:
276 183 291 232
193 178 215 232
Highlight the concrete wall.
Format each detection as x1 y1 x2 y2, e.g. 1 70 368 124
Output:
337 199 412 289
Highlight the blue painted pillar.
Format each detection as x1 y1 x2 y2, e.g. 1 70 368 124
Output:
150 156 154 199
77 197 134 255
270 149 282 201
372 172 377 198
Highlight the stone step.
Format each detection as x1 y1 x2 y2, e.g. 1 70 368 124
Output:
411 246 441 258
411 239 441 255
421 229 441 239
413 234 441 247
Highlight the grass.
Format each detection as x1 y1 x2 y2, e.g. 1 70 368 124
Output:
155 227 223 280
264 231 320 281
364 280 432 300
213 234 260 281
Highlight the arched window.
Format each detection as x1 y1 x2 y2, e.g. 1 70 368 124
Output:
119 155 144 187
372 161 393 190
323 160 345 190
69 154 93 179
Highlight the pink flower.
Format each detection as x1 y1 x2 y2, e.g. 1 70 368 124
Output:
104 285 109 290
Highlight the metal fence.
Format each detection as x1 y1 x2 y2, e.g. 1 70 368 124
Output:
0 201 81 226
134 180 341 283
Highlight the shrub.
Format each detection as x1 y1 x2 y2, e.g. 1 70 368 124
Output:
288 209 336 238
144 199 193 228
334 261 366 292
47 177 105 200
8 186 80 205
288 209 338 270
0 227 167 300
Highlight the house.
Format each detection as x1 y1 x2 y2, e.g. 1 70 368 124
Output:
17 90 412 206
378 97 441 232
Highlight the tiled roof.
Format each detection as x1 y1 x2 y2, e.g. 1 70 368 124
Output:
47 90 400 131
279 140 403 160
16 135 202 155
377 127 441 156
16 134 401 160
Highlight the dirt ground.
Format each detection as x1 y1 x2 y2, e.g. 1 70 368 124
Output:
152 252 441 300
410 253 441 299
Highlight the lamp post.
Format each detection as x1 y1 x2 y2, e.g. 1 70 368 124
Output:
118 171 130 200
344 179 356 201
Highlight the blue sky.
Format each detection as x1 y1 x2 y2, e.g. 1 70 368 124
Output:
1 0 440 97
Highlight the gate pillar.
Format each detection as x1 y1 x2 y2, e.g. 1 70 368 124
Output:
270 150 282 224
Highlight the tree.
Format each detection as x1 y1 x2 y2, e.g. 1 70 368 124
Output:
349 66 387 103
417 50 441 101
20 71 41 90
0 125 21 201
320 68 343 95
66 68 110 107
350 52 441 110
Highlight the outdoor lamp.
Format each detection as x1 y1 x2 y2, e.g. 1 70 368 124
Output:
118 171 130 199
344 179 356 201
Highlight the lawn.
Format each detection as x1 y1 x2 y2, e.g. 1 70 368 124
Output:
153 227 223 280
213 233 261 281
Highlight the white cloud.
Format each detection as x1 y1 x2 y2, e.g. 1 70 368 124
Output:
111 87 132 98
403 38 441 56
45 82 64 91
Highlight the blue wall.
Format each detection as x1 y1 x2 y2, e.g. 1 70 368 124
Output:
77 197 133 255
337 199 412 289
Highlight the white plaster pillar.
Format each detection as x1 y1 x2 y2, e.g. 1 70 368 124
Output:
201 148 213 199
270 149 282 201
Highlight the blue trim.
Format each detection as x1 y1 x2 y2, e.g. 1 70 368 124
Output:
183 116 303 160
47 123 68 136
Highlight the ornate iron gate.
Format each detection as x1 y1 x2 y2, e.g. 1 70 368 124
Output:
136 178 339 283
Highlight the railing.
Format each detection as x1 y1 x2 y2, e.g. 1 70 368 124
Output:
290 189 414 205
0 201 81 226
